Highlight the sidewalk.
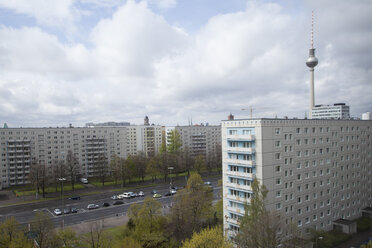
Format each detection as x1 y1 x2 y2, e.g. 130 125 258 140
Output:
56 213 130 235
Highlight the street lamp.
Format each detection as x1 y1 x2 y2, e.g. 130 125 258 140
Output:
315 236 323 248
59 177 66 228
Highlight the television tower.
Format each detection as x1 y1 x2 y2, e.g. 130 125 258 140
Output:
306 11 318 119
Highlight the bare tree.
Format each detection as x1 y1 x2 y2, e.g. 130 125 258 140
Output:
31 211 56 248
93 154 108 186
84 221 111 248
109 154 121 185
52 159 66 192
29 159 49 198
65 150 80 190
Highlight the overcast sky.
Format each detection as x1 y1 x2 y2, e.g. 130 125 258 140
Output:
0 0 371 127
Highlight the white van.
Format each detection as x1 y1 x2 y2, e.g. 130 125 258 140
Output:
122 192 131 199
80 178 88 184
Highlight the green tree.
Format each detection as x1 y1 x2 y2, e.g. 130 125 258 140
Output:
167 129 182 154
0 217 32 248
55 228 81 248
125 155 136 183
235 178 281 248
146 157 160 182
194 155 206 174
31 211 56 248
181 226 232 248
128 198 168 248
169 173 213 241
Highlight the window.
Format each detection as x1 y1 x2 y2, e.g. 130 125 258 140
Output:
275 141 281 147
229 130 237 135
276 178 281 185
275 128 281 135
275 153 281 160
275 165 281 172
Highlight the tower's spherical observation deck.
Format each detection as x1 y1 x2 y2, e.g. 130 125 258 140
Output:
306 48 318 68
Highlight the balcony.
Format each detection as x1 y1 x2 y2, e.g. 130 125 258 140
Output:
226 217 240 226
225 182 252 192
225 170 254 179
226 206 244 215
225 158 255 166
227 134 255 141
226 147 255 154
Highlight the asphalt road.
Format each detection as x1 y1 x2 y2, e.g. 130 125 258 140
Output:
0 177 221 228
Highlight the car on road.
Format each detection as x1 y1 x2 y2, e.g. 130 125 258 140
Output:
151 190 157 195
64 208 71 214
204 181 211 185
121 192 131 199
111 195 119 200
71 207 78 213
138 191 144 197
54 209 62 215
87 204 99 210
170 189 177 194
102 202 110 207
129 192 137 197
113 200 124 205
153 193 162 198
69 196 81 200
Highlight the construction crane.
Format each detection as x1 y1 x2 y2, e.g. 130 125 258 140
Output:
241 106 271 119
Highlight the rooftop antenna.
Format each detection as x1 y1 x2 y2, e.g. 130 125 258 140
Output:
306 10 318 119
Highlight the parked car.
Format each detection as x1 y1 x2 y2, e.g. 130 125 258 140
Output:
138 191 144 197
129 192 138 197
153 193 162 198
80 178 89 184
102 202 110 207
171 186 179 190
204 181 211 185
151 190 157 195
117 194 124 199
170 189 177 194
113 200 124 205
71 207 78 213
165 192 172 197
122 192 131 199
111 195 119 200
64 208 71 214
54 209 62 215
69 196 81 200
87 204 99 210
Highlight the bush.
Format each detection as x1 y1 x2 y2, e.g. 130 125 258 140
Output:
356 216 372 233
312 230 352 248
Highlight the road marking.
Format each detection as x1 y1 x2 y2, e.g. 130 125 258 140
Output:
43 208 55 217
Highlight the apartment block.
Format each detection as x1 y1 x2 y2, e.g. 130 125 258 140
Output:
0 125 162 189
312 103 350 119
174 125 221 158
222 118 372 238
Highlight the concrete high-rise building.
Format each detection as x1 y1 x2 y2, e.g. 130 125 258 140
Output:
312 103 350 119
173 125 221 158
222 118 372 239
0 124 163 189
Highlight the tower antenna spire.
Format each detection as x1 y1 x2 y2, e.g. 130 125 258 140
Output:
306 10 318 119
311 10 314 49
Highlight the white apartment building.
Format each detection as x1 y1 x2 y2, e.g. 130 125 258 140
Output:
174 125 221 158
222 118 372 239
0 125 163 189
312 103 350 119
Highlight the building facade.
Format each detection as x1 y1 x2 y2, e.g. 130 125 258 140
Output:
0 125 163 189
222 118 372 238
174 125 221 158
311 103 350 119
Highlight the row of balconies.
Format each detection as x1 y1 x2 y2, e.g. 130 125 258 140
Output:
225 170 254 179
225 182 252 192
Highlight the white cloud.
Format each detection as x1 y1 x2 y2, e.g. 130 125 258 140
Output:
0 0 371 127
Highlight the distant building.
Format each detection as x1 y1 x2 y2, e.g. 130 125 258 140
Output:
0 124 162 189
85 121 130 127
362 112 371 120
174 125 221 158
311 103 350 119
